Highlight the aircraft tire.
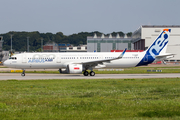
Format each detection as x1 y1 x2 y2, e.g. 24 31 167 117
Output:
21 73 25 76
83 71 89 76
90 71 95 76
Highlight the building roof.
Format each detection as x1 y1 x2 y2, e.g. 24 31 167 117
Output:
132 25 180 37
142 25 180 28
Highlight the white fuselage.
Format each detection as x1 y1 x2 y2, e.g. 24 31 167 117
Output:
4 52 146 69
3 29 173 76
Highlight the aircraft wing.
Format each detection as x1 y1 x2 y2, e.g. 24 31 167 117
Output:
74 48 127 68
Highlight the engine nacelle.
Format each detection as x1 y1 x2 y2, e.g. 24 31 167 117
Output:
67 64 83 74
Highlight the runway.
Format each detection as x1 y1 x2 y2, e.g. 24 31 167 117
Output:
0 73 180 80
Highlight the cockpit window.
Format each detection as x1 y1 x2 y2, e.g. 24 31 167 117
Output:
9 57 17 60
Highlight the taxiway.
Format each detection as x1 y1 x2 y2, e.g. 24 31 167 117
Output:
0 73 180 80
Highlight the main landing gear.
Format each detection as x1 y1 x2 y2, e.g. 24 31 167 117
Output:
83 70 95 76
21 69 25 76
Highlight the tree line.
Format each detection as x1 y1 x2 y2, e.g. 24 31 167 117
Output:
1 31 132 52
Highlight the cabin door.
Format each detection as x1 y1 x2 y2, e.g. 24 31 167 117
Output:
22 54 27 63
56 55 61 63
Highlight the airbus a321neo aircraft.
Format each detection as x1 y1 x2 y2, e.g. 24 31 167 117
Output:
4 29 174 76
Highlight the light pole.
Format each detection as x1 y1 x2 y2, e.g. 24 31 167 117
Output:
41 38 43 52
27 37 29 52
10 34 13 52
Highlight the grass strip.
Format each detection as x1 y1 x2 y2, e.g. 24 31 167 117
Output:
0 78 180 119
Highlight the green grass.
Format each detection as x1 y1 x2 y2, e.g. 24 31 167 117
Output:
0 66 8 68
0 78 180 119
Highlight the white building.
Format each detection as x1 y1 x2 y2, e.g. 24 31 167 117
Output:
132 25 180 61
66 45 87 52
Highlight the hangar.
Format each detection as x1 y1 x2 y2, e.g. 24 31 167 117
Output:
87 33 133 52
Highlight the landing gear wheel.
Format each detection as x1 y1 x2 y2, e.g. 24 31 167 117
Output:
90 71 95 76
21 73 25 76
21 69 25 77
83 71 89 76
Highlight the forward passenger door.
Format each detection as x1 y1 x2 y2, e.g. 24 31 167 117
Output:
56 55 61 63
22 54 27 63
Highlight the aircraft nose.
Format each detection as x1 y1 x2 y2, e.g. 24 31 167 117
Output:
3 60 10 67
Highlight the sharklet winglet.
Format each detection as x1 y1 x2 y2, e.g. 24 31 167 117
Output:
117 48 127 59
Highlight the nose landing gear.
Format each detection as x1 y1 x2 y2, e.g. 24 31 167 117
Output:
21 69 25 76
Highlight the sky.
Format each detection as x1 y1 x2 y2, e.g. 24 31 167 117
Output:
0 0 180 35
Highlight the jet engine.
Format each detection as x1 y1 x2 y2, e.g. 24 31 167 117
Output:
67 64 83 74
59 64 83 74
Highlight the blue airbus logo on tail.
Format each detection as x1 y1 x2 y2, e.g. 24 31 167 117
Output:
148 29 171 58
136 29 171 66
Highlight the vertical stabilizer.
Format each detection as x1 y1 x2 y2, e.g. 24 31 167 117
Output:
136 29 171 66
147 29 171 57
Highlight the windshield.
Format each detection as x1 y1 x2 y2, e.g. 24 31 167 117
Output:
9 57 17 60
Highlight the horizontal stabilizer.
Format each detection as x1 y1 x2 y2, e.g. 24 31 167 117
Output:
155 53 176 58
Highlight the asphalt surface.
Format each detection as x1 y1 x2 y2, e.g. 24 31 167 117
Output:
0 73 180 80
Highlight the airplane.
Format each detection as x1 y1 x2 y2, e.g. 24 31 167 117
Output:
3 29 175 77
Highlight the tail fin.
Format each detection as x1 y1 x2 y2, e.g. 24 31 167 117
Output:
136 29 171 66
146 29 171 57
